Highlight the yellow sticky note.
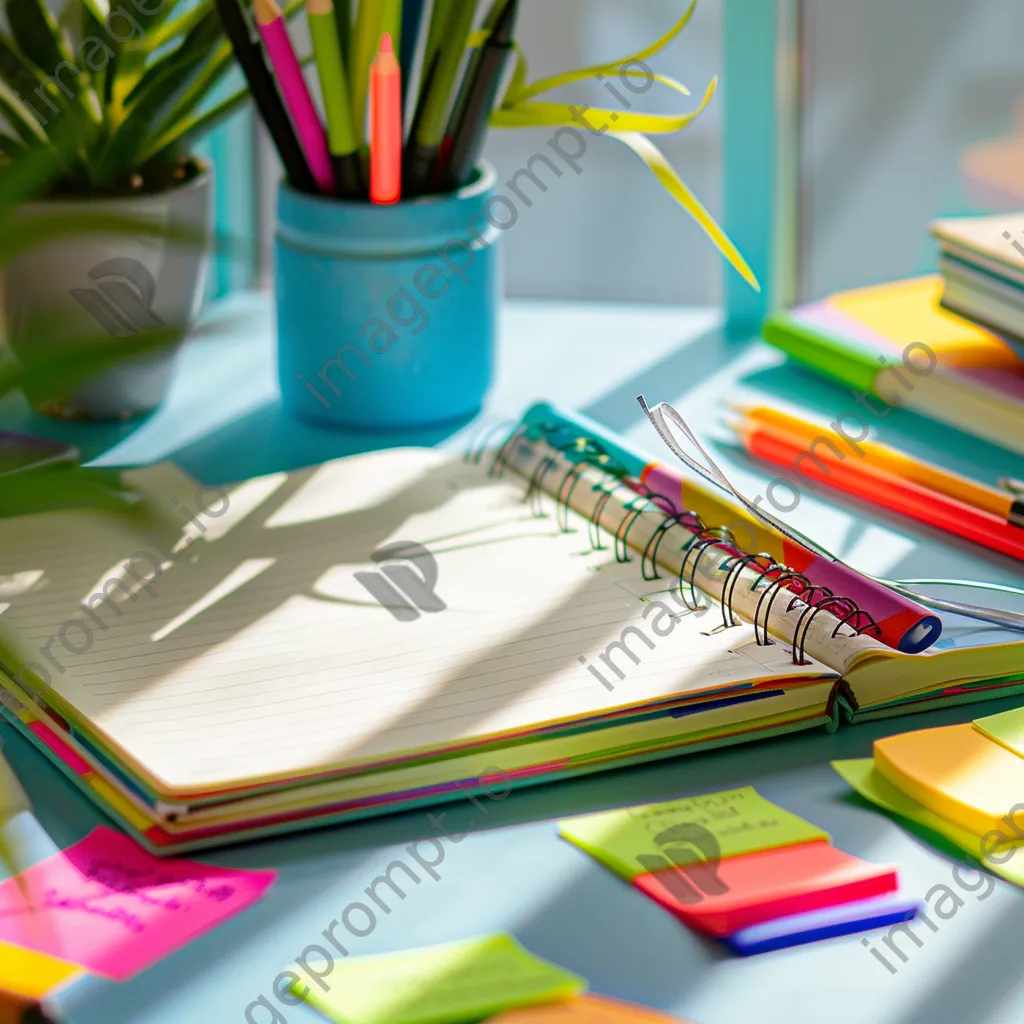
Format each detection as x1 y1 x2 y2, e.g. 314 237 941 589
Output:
0 941 80 1000
559 786 829 881
874 724 1024 838
832 758 1024 887
291 933 585 1024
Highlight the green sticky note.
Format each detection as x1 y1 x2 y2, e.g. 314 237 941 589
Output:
973 707 1024 759
292 933 586 1024
832 758 1024 887
559 786 829 880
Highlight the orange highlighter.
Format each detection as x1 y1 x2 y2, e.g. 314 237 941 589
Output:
734 421 1024 562
369 33 402 205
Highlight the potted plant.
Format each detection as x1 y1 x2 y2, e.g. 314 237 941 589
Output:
0 0 293 421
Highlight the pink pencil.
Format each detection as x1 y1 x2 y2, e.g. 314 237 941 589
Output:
253 0 335 194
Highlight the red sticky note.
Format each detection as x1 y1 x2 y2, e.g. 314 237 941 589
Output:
633 842 897 937
0 826 275 980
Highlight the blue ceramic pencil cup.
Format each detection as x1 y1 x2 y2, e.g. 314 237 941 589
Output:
275 163 501 430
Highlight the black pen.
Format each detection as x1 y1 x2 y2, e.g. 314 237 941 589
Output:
213 0 318 194
436 0 519 191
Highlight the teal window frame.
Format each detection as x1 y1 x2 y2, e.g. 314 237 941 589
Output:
195 69 259 300
722 0 802 333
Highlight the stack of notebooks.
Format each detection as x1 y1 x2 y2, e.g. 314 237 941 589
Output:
559 787 919 955
762 274 1024 454
0 411 1022 854
932 213 1024 358
835 706 1024 888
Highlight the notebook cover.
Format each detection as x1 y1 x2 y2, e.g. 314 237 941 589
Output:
633 842 898 937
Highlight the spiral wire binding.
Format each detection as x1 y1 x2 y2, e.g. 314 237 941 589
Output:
487 419 883 666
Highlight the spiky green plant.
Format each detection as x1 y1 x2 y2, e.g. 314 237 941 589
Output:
0 0 300 198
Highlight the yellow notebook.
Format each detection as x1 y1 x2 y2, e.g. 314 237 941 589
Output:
829 275 1021 369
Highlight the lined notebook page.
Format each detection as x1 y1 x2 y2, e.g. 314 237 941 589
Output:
0 450 832 795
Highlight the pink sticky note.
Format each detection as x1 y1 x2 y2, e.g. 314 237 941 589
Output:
0 826 276 980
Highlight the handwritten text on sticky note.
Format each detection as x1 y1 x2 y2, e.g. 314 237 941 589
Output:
559 786 829 880
0 826 275 980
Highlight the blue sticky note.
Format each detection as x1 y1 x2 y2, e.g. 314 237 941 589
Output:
725 895 921 955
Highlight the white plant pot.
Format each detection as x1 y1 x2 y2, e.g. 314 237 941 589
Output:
1 166 213 421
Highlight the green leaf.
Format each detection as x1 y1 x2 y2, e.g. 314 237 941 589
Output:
144 38 234 146
0 33 99 153
0 77 50 148
0 7 103 177
101 0 187 110
0 32 45 99
97 10 223 181
0 116 92 200
142 0 214 53
110 0 199 104
5 0 78 81
0 131 27 159
81 0 112 21
142 84 250 164
123 8 222 111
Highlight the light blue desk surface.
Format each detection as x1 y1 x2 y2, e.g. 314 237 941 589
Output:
2 295 1024 1024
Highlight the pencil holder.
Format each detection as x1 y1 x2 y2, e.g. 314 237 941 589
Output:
275 163 501 430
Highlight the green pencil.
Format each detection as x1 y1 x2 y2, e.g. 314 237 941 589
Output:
308 0 364 197
349 0 385 148
334 0 352 61
405 0 478 195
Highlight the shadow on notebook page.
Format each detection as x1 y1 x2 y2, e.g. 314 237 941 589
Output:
0 451 671 792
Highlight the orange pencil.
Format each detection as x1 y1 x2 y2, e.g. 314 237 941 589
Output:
733 420 1024 561
733 403 1023 525
369 33 402 205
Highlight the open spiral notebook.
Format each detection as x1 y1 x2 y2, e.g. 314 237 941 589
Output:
0 418 1022 854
